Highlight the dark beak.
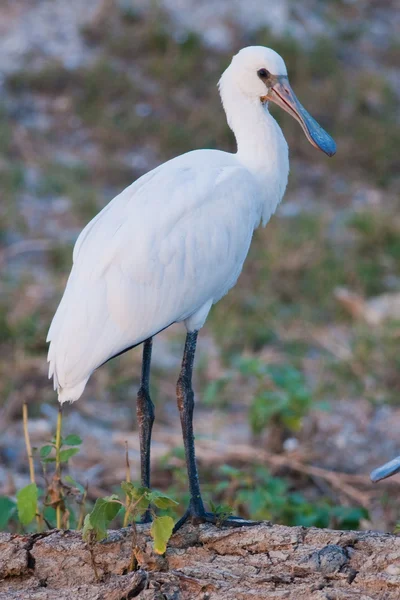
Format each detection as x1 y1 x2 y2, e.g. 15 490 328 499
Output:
266 77 337 157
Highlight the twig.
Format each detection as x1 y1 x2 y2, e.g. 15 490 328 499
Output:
87 540 100 581
265 453 371 509
151 434 375 509
22 402 40 529
22 403 35 484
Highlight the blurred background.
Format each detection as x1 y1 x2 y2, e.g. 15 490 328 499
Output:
1 0 400 532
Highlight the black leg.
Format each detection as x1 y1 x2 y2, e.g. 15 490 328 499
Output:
136 337 154 523
173 331 259 532
176 331 205 518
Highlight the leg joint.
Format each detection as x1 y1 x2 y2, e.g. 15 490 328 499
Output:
176 377 194 412
137 386 155 421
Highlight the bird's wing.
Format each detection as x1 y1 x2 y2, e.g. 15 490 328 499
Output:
47 156 261 400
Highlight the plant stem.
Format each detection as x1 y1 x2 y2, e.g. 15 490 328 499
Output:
22 402 40 529
22 403 35 483
123 493 145 528
55 405 63 529
123 498 131 528
88 544 100 581
77 484 88 531
129 522 138 572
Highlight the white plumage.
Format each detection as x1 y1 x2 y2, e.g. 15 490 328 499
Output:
47 46 335 403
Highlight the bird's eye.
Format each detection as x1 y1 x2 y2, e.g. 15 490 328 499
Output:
257 68 270 79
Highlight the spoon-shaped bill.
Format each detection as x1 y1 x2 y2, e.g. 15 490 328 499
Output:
370 455 400 482
268 77 337 157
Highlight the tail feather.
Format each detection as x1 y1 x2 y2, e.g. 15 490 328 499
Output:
58 379 89 404
48 362 54 379
53 366 59 391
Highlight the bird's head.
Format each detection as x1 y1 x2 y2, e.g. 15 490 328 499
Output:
220 46 336 157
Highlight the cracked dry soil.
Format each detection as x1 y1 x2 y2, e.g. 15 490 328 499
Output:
1 522 400 599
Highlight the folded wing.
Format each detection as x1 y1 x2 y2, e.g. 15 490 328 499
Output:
47 152 261 401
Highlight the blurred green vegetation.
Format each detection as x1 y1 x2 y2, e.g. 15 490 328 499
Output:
214 465 367 529
239 359 312 438
159 454 367 531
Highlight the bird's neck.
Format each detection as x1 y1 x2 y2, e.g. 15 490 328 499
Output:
222 92 289 224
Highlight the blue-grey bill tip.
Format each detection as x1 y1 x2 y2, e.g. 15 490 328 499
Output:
370 455 400 482
298 103 337 157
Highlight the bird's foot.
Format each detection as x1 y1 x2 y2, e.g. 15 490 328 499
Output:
173 507 259 533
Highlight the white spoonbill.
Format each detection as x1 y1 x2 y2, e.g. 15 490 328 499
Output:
47 46 336 528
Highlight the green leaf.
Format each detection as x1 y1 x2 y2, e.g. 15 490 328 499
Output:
82 495 121 541
0 497 17 529
17 483 38 526
120 482 150 513
39 445 53 459
120 481 135 499
41 457 56 463
148 490 179 510
151 515 174 555
63 434 82 446
82 514 94 539
59 448 80 462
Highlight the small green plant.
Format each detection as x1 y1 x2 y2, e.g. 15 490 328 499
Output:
0 403 179 560
83 484 177 555
39 433 82 464
5 405 84 531
0 405 84 532
209 501 233 526
40 410 83 529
